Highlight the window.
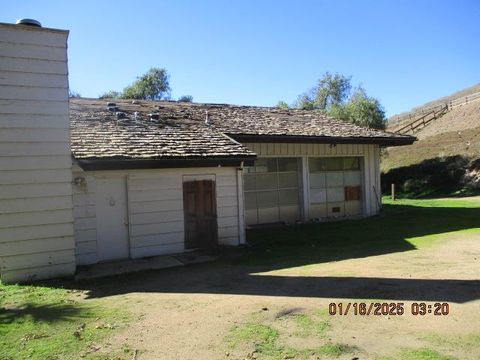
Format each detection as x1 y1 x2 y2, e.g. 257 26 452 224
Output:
308 156 363 217
244 157 300 225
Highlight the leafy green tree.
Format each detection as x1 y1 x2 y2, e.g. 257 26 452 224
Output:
295 72 351 110
314 72 352 109
294 73 386 129
99 90 121 99
295 93 316 110
122 67 171 100
276 101 289 109
343 87 386 129
178 95 193 102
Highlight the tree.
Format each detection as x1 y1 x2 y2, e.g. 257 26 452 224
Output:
178 95 193 102
276 101 289 109
294 73 386 129
99 90 121 99
121 67 171 100
295 93 316 110
314 72 351 109
294 72 351 110
343 87 386 129
69 90 81 98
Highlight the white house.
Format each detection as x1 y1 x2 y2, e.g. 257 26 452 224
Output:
0 21 415 283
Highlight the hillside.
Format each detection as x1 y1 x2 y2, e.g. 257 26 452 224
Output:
388 83 480 128
381 86 480 197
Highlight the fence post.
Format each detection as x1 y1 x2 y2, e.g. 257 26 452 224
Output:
391 183 395 201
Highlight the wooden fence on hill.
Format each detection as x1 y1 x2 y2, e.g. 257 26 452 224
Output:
391 105 448 135
389 90 480 127
388 91 480 135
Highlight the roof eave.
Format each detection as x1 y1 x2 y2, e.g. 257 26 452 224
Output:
228 134 416 147
74 155 256 171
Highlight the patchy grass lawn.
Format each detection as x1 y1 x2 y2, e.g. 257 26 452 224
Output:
226 309 356 359
0 283 131 360
2 197 479 360
243 197 480 268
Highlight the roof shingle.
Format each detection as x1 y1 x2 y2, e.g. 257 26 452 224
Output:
70 98 414 161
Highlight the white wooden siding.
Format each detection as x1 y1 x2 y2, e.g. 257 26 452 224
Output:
71 167 242 263
0 23 74 283
243 142 381 216
72 174 98 265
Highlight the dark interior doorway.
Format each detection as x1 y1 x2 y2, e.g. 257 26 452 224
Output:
183 180 218 249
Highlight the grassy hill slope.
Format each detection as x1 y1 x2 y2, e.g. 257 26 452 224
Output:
381 87 480 197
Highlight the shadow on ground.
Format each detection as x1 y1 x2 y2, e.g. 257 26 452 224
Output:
0 303 82 324
46 203 480 303
382 155 480 198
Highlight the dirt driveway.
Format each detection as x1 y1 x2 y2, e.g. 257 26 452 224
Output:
78 228 480 360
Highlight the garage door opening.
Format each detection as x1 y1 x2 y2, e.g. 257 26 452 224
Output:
244 158 301 226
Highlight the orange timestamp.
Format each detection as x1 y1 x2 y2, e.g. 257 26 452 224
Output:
329 302 450 316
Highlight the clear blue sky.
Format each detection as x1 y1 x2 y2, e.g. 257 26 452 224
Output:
3 0 479 116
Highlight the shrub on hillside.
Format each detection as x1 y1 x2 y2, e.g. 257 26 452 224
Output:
381 155 480 198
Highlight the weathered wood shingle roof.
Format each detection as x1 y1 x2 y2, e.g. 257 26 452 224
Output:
70 98 414 162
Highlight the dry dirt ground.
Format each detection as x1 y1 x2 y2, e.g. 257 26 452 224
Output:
77 230 480 360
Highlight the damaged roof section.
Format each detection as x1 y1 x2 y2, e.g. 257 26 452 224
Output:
70 98 415 167
70 99 256 169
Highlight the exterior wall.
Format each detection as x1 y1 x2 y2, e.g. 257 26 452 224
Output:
72 166 243 264
72 171 98 265
0 23 75 283
243 143 382 218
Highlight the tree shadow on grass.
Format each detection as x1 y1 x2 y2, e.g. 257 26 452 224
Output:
0 303 83 324
43 203 480 303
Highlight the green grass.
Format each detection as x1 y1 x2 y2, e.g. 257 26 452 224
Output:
382 348 455 360
291 313 330 337
0 283 130 360
226 312 355 359
242 197 480 268
424 333 480 352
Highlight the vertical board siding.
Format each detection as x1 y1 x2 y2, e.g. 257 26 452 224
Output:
0 24 75 283
244 142 372 157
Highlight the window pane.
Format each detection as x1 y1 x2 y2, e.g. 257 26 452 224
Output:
244 192 257 210
244 166 256 174
325 157 343 171
278 158 298 172
344 171 361 186
326 172 344 187
343 157 360 170
244 174 256 191
257 191 278 208
309 158 326 172
309 173 326 188
255 173 277 190
255 158 277 173
279 189 299 205
327 187 345 202
310 188 327 203
279 173 298 188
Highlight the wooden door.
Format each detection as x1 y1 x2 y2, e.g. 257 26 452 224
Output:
183 180 218 249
